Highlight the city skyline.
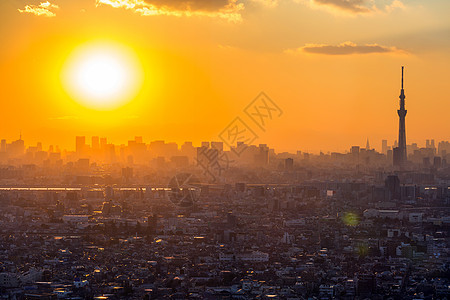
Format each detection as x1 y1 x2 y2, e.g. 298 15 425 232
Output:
1 133 449 156
3 63 446 157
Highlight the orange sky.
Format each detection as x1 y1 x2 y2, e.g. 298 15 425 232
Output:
0 0 449 153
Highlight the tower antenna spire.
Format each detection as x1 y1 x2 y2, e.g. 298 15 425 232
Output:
401 66 404 89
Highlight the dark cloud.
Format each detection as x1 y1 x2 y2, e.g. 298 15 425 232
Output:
313 0 370 13
307 0 405 14
149 0 233 11
287 42 405 55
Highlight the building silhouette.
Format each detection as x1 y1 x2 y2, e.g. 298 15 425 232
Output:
381 139 388 154
385 175 401 201
393 66 408 167
76 136 86 157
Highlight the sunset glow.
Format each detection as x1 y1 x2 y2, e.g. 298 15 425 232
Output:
0 0 449 151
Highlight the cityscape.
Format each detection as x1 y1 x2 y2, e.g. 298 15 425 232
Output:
0 68 449 299
1 0 450 299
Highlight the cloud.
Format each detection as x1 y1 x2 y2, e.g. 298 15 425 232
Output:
18 1 59 17
286 41 406 55
95 0 245 22
299 0 405 15
314 0 370 13
385 0 405 12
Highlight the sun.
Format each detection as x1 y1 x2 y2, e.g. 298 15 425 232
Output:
62 41 144 110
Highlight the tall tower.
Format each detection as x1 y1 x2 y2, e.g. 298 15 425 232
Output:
393 66 407 167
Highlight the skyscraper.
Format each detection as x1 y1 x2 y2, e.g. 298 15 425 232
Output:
92 136 100 150
393 67 407 167
381 139 388 154
76 136 86 157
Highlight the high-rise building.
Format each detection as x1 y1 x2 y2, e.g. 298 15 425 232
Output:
431 139 436 153
434 156 442 169
181 141 196 160
381 139 388 154
92 136 100 150
76 136 86 156
100 137 107 150
351 146 360 163
254 144 269 166
285 158 294 170
9 134 25 157
385 175 401 201
211 141 223 152
393 67 407 167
